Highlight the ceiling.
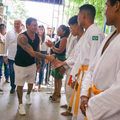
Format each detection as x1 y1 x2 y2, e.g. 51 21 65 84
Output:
21 0 63 5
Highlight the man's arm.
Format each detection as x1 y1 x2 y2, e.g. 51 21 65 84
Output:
17 34 54 62
18 34 36 57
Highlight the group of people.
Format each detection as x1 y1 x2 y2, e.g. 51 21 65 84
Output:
14 17 71 115
49 0 120 120
51 4 104 120
0 0 120 119
0 16 70 115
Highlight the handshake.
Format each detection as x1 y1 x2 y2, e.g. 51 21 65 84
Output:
46 55 69 74
46 55 64 68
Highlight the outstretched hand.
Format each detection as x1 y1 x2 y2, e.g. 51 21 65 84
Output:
45 40 53 48
45 55 55 62
45 54 66 70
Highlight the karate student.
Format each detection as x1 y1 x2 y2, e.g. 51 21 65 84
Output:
52 4 104 119
60 15 82 109
80 0 120 120
67 4 104 120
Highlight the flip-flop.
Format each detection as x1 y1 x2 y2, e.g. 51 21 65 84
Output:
61 111 73 116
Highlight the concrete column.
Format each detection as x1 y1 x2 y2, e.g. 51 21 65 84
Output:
0 3 4 24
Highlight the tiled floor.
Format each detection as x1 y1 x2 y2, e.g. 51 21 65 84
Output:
0 82 72 120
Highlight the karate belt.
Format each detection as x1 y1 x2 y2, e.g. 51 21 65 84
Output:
91 84 104 95
67 65 88 117
85 85 104 120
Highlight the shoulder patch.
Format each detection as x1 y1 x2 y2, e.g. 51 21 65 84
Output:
92 36 98 41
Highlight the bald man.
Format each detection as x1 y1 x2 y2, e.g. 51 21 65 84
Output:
6 20 23 94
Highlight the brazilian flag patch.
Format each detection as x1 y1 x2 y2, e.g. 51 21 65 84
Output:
92 36 98 41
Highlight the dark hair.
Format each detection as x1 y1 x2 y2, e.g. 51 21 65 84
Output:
0 24 6 30
60 25 70 38
109 0 120 6
68 15 78 25
79 4 96 21
38 25 45 43
26 17 37 25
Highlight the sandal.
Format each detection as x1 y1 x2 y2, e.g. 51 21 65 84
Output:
61 111 73 116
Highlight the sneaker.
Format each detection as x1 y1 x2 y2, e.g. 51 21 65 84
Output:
18 104 26 115
10 89 15 94
26 94 31 105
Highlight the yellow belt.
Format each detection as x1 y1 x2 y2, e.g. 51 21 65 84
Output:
73 65 89 116
77 65 89 77
91 85 103 95
85 85 103 120
68 65 88 86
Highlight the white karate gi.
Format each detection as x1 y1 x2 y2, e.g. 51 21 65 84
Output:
66 35 84 68
70 24 104 81
81 31 120 120
66 34 78 58
70 24 104 120
65 36 84 104
65 35 79 104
